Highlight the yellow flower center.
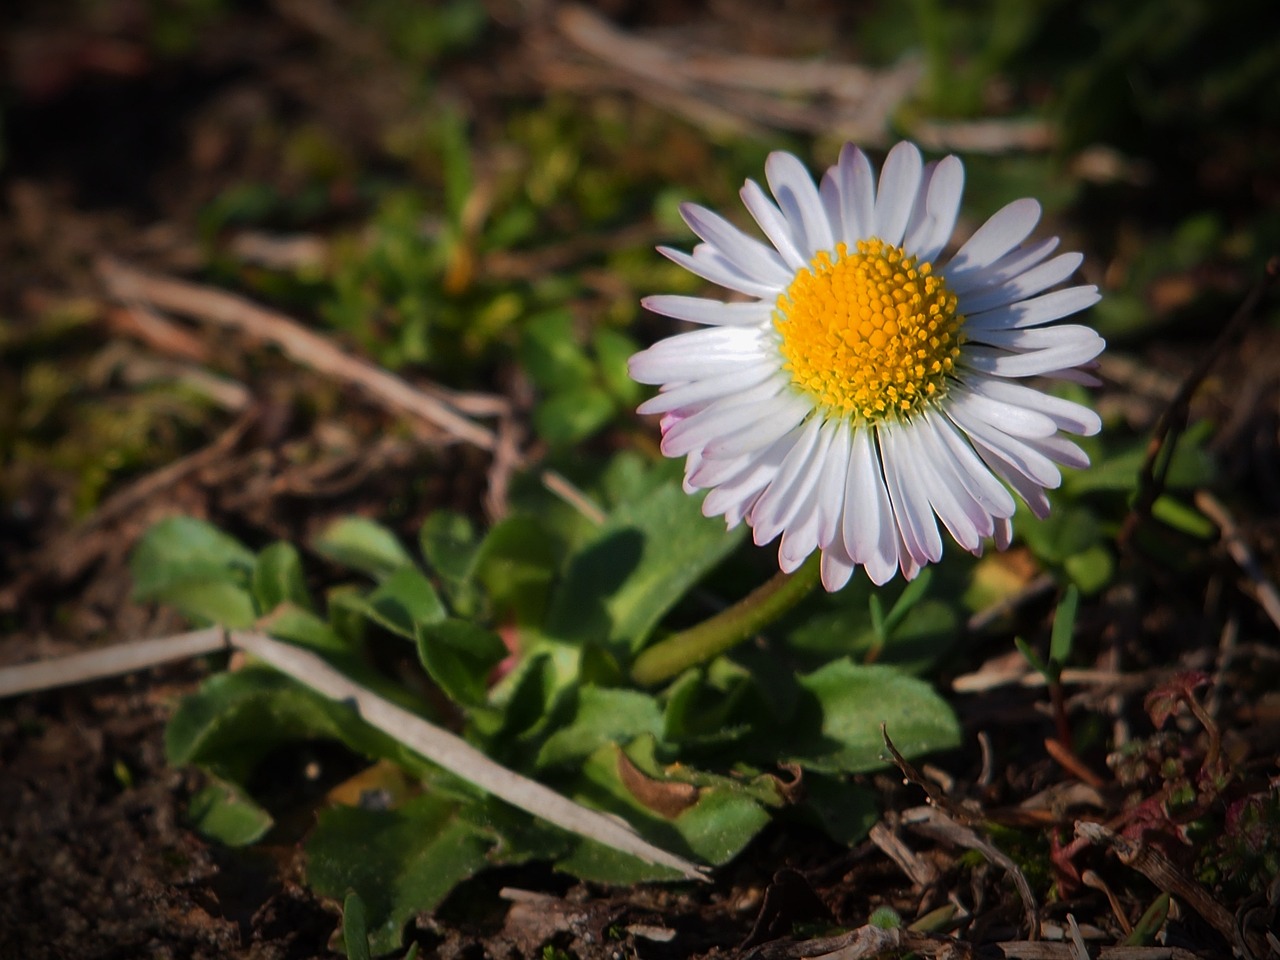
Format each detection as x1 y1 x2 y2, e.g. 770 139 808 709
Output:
775 239 964 423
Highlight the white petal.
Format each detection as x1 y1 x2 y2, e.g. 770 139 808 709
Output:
963 286 1102 332
948 406 1062 490
681 447 704 494
948 236 1060 294
658 380 790 456
641 295 774 327
835 143 876 246
778 487 822 572
680 203 794 285
907 422 986 550
820 526 857 591
923 409 1017 518
844 426 899 585
630 324 765 374
971 322 1104 353
873 142 924 246
1042 364 1104 386
973 442 1052 518
947 388 1058 438
766 152 834 258
958 252 1084 314
751 416 829 545
701 432 796 520
1026 433 1090 470
905 155 964 264
993 516 1013 550
637 363 781 416
962 335 1105 379
703 392 812 459
944 198 1041 279
740 179 807 269
659 244 781 299
627 337 757 384
815 418 852 548
879 422 943 565
965 376 1101 436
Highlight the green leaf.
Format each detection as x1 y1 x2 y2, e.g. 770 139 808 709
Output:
519 309 593 391
592 327 642 406
547 482 745 656
313 517 415 581
474 515 561 625
536 687 664 769
143 578 258 629
167 668 430 783
1019 504 1101 565
253 541 312 613
131 516 255 599
187 775 273 846
307 795 491 954
779 661 961 774
355 566 447 639
1063 544 1115 594
1049 585 1080 672
785 584 957 676
553 742 769 882
419 511 480 586
1015 637 1049 678
256 604 350 654
534 386 616 446
882 568 933 636
415 619 508 709
801 773 879 846
342 892 371 960
1151 494 1216 538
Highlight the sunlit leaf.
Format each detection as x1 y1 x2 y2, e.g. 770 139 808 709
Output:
354 566 448 639
313 517 416 581
253 541 313 613
536 687 664 769
415 619 508 708
547 483 744 656
779 661 961 774
131 516 255 599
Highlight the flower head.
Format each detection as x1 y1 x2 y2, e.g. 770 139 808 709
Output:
628 142 1104 590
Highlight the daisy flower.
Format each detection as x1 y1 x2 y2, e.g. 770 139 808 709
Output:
628 142 1104 591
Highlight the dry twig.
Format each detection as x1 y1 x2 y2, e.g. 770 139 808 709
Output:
1194 489 1280 633
1119 257 1280 549
1074 821 1259 957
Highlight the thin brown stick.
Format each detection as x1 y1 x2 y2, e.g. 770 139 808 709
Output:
1119 256 1280 549
95 258 605 524
1194 489 1280 632
97 257 499 451
28 411 257 582
1074 821 1257 956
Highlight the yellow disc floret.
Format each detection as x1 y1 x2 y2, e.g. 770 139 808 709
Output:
775 238 964 423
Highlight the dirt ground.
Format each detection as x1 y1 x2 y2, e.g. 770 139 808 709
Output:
3 1 1279 958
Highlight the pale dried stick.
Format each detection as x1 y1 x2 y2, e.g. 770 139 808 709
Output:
0 628 228 699
229 630 706 880
0 628 706 880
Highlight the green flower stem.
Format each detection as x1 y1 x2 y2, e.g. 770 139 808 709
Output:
631 551 823 686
